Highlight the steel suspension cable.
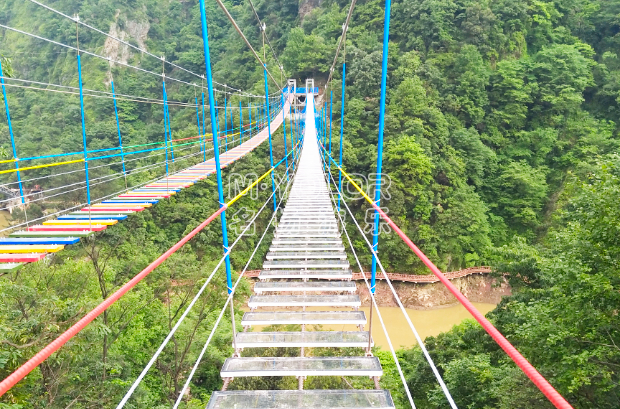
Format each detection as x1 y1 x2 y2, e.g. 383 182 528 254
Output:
0 23 259 98
324 0 358 89
246 0 285 79
211 0 282 91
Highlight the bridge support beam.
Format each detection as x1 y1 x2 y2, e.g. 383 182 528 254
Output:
0 60 25 209
281 93 289 181
202 91 207 162
198 0 233 293
370 0 393 294
76 53 92 217
111 81 127 188
264 69 277 212
338 61 346 212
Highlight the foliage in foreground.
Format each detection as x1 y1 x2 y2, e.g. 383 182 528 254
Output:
389 158 620 408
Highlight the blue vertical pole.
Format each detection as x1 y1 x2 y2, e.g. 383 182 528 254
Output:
224 96 228 152
338 61 346 212
201 92 207 161
76 54 91 207
321 104 326 171
288 94 296 172
263 70 277 212
215 100 220 155
239 100 244 144
162 79 169 176
248 103 252 138
281 93 289 180
0 61 24 205
295 104 299 151
198 0 232 293
371 0 393 294
329 91 333 158
111 81 126 182
195 96 204 159
163 82 174 162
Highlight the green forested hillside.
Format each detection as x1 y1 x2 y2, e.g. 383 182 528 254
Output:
1 0 620 407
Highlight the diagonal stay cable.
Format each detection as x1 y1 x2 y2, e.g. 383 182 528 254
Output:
325 0 358 89
211 0 282 91
0 141 299 398
322 143 573 409
246 0 285 78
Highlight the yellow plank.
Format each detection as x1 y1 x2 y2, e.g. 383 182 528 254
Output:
0 245 64 253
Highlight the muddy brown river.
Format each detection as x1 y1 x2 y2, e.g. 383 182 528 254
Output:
247 302 496 349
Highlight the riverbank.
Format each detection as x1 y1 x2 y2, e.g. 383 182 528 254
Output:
357 273 511 309
243 272 511 348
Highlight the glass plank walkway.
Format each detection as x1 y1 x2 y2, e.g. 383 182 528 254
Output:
207 93 394 409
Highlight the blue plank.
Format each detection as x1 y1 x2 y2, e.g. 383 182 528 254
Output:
0 237 81 245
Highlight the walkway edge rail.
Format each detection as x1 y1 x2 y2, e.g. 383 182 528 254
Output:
0 146 297 397
322 149 574 409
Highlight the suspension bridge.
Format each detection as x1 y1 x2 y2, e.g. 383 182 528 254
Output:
0 0 576 408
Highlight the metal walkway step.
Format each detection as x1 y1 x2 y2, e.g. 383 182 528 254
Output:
241 311 367 326
254 281 356 293
258 269 352 280
280 216 337 221
271 237 343 246
207 390 395 409
270 244 346 251
273 232 341 239
234 331 372 348
276 225 339 232
263 260 350 269
220 356 382 377
248 294 361 308
279 220 338 226
265 251 347 260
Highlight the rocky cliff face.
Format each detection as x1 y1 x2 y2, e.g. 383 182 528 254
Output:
103 10 150 85
357 274 511 309
298 0 322 22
